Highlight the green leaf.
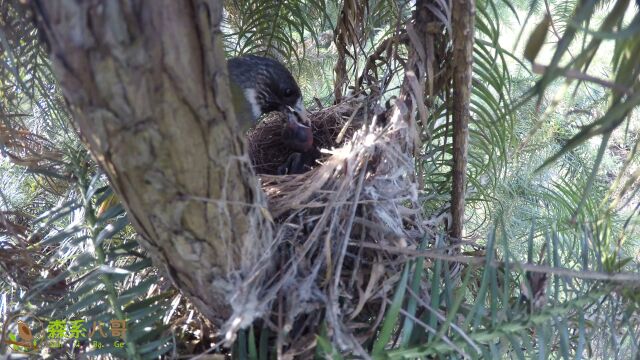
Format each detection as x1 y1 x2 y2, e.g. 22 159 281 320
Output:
372 264 410 356
95 216 130 246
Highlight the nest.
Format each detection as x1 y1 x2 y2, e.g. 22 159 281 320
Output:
229 96 425 357
247 100 361 175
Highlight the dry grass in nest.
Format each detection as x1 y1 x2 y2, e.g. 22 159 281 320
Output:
229 96 424 357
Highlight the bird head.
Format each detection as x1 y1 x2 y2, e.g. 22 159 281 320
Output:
282 111 313 152
227 55 309 125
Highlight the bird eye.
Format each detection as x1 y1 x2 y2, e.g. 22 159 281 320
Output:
283 88 294 97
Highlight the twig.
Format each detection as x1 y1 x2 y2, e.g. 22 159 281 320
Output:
354 242 640 284
532 63 631 95
313 97 324 110
336 103 362 144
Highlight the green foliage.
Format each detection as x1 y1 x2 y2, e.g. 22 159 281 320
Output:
0 0 638 358
223 0 336 63
11 168 175 359
365 223 636 359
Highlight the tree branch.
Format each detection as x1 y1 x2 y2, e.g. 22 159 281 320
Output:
450 0 475 241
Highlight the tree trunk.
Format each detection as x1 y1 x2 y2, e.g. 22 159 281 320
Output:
32 0 271 325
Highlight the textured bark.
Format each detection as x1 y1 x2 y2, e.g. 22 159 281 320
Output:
450 0 475 241
32 0 271 324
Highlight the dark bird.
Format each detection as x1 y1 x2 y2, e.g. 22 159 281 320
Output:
227 55 313 152
277 152 305 175
282 111 314 152
276 147 321 175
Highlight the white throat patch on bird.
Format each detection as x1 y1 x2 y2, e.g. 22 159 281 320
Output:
242 88 262 120
227 55 304 123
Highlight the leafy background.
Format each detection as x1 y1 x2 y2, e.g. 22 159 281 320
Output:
0 0 639 358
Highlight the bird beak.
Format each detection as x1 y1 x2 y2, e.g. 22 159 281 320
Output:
287 106 311 129
286 99 310 126
283 110 313 152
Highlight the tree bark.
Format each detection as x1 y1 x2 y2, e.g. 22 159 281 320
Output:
32 0 271 325
450 0 475 241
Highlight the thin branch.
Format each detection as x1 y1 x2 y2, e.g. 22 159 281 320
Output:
532 62 631 95
354 242 640 284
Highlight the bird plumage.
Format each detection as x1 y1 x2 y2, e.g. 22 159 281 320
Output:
228 55 304 123
227 55 313 152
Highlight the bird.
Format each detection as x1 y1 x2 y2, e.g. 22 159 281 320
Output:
277 152 304 175
281 110 314 153
276 146 321 175
227 55 313 152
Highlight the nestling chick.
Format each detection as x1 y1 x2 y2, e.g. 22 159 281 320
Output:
282 111 313 153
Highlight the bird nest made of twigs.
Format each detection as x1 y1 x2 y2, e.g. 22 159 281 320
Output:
247 100 361 176
231 96 424 357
